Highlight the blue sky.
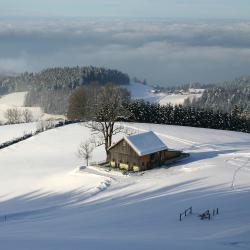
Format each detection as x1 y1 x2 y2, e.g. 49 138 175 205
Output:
0 0 250 19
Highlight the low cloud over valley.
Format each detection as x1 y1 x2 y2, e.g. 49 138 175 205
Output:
0 18 250 85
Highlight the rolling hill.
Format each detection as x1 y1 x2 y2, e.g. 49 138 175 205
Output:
0 84 203 124
0 91 65 124
0 122 249 250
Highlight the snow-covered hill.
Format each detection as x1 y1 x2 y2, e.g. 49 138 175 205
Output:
125 82 203 105
0 92 27 107
0 92 65 123
0 123 249 250
0 122 37 144
0 83 202 123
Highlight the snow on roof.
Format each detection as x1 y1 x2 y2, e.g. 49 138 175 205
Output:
125 131 168 156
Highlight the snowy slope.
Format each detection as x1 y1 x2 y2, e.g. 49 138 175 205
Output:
0 92 65 122
0 123 249 250
125 82 203 105
158 92 203 105
125 82 160 102
0 92 27 106
0 122 38 144
0 92 42 122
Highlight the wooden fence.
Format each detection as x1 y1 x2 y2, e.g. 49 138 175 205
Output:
179 206 192 221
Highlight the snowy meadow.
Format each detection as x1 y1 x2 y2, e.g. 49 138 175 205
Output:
0 122 249 250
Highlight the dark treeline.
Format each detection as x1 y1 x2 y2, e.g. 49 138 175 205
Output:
0 73 32 95
0 66 129 114
0 66 129 95
67 85 250 133
23 66 129 114
123 100 250 133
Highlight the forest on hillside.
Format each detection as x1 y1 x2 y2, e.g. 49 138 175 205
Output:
0 66 130 114
184 76 250 113
1 67 250 116
66 85 250 133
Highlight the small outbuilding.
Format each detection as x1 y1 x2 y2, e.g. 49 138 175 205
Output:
107 131 181 172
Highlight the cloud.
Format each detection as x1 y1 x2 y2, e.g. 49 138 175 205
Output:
0 18 250 85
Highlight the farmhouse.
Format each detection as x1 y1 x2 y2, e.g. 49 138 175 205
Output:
107 131 181 172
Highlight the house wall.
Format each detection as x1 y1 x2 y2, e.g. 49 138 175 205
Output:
108 140 182 171
139 155 150 171
164 150 181 159
108 139 140 170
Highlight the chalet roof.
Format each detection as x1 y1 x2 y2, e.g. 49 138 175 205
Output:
109 131 168 157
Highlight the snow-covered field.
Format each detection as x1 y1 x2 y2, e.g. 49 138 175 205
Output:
126 82 203 105
158 92 203 105
126 82 159 102
0 92 65 123
0 122 249 250
0 122 37 144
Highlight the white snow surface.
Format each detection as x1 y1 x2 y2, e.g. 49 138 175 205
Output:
125 82 159 102
125 131 168 156
125 82 203 105
0 91 65 122
158 92 202 105
0 122 249 250
0 122 38 144
0 92 27 106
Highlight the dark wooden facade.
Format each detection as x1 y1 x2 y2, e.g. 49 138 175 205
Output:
107 138 181 172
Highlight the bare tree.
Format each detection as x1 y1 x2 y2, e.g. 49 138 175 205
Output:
4 108 22 124
22 109 33 123
36 119 55 132
86 84 130 158
78 140 94 166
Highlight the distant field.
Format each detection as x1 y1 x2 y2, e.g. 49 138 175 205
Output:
0 84 203 124
126 82 203 105
0 92 65 123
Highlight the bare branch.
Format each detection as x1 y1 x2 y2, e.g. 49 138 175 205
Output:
78 140 95 166
4 108 22 124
